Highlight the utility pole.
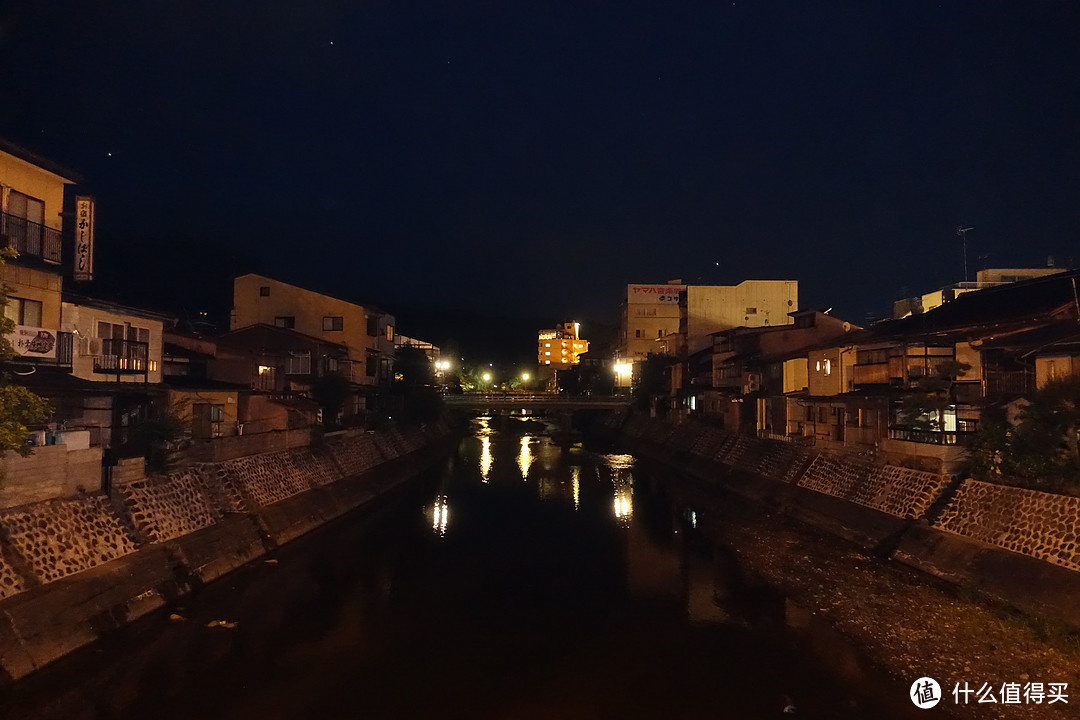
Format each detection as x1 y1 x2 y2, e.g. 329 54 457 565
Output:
956 226 974 283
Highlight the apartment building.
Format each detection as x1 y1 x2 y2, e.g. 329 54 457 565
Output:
231 274 395 411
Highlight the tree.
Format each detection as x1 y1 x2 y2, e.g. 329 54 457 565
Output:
965 375 1080 491
139 398 189 473
393 343 434 387
896 359 971 431
391 344 443 426
0 248 52 457
311 373 351 427
633 353 674 413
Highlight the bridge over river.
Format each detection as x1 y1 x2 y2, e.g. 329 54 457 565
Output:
442 392 631 411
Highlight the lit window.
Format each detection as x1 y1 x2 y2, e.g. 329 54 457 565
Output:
545 360 551 365
545 351 551 356
545 343 550 348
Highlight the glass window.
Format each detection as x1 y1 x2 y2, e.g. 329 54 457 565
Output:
323 316 343 331
259 286 270 296
274 316 295 329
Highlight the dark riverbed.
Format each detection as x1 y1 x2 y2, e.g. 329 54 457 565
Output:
1 416 921 719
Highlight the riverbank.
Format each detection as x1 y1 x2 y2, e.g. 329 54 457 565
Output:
0 422 460 683
610 413 1080 719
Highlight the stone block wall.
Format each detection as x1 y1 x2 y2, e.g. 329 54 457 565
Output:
854 465 951 520
215 451 317 509
328 434 383 477
118 470 219 543
749 441 812 484
0 496 137 585
797 455 871 497
0 550 25 600
371 433 400 461
934 480 1080 572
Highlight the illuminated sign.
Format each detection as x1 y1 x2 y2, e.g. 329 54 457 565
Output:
74 196 95 281
4 325 57 359
628 284 685 304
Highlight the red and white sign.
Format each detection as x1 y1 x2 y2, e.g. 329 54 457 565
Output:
74 196 95 282
628 284 685 304
4 325 57 359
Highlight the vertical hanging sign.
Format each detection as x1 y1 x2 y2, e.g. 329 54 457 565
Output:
74 196 95 281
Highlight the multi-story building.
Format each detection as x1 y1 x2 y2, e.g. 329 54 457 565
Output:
0 138 78 373
231 274 396 412
618 279 799 391
620 282 686 362
682 280 799 355
538 322 589 370
893 267 1066 318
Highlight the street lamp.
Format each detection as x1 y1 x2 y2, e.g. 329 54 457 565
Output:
521 372 530 382
482 372 492 383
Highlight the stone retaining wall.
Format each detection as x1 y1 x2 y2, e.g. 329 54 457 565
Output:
0 423 458 681
118 469 219 544
935 480 1080 572
0 496 137 585
0 425 454 605
619 413 1080 631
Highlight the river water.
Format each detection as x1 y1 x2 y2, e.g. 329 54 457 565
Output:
3 416 922 719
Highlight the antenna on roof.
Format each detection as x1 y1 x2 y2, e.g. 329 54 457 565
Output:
956 227 974 282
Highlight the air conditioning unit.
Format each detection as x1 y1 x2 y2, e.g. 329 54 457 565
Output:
86 337 104 356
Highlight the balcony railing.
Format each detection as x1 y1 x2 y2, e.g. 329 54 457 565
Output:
888 427 976 445
94 338 149 375
0 210 62 264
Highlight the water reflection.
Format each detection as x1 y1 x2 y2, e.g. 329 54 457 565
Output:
571 466 580 510
479 436 492 482
517 435 534 480
431 495 449 536
613 475 633 523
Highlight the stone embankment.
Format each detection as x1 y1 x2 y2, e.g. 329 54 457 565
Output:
608 412 1080 628
0 423 455 682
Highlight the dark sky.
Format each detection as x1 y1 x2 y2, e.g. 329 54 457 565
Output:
2 1 1079 335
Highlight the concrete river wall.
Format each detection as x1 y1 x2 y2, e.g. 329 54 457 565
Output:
609 412 1080 628
0 423 455 682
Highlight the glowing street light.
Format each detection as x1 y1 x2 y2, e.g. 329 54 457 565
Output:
521 372 530 382
482 372 492 383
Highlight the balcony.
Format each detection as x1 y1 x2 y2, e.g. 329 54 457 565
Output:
0 210 62 264
94 338 149 375
888 427 976 445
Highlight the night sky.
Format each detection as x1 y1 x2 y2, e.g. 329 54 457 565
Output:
2 1 1079 339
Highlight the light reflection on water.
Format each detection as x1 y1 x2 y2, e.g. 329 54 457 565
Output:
517 436 534 479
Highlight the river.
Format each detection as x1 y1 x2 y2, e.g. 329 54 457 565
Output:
1 415 921 719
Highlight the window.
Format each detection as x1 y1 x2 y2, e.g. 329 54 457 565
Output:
323 316 343 331
635 329 642 338
210 404 226 422
366 316 378 336
286 352 310 374
366 355 377 377
657 330 663 338
97 321 149 344
274 316 295 329
746 307 757 315
386 324 394 342
259 286 270 296
4 297 43 326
